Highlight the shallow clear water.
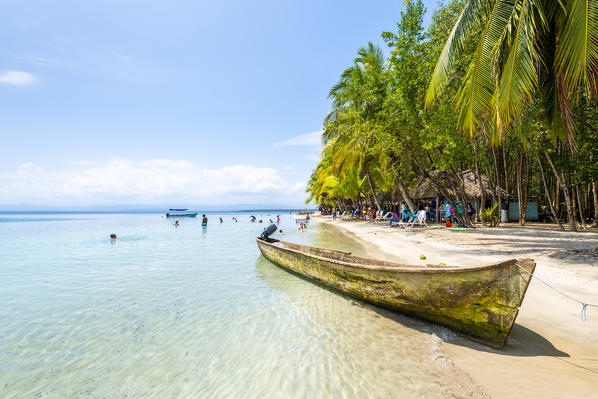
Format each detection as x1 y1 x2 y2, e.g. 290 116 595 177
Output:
0 213 483 398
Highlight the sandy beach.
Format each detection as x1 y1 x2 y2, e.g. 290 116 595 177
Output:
318 217 598 399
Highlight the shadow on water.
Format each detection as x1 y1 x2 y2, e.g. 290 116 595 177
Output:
255 252 569 359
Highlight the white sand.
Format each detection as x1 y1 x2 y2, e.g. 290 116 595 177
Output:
318 217 598 399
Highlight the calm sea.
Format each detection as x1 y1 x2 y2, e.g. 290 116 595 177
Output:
0 212 483 398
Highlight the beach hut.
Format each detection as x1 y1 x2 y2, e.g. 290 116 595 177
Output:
410 169 508 221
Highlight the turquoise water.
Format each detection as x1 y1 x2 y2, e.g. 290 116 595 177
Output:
0 213 483 398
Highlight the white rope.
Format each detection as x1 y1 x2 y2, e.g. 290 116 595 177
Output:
515 262 598 321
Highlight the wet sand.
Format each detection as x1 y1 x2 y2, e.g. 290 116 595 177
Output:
318 217 598 399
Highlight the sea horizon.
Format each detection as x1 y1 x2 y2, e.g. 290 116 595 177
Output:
0 207 313 214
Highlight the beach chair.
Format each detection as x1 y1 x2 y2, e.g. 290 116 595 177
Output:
398 211 428 228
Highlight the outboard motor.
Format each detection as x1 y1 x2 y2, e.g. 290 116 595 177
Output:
260 224 278 240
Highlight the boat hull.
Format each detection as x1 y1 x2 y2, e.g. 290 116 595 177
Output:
166 213 197 217
256 238 535 348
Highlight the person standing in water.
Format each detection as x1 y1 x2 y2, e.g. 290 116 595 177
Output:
219 217 223 223
202 215 208 226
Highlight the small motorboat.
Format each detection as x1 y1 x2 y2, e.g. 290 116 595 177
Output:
165 208 198 218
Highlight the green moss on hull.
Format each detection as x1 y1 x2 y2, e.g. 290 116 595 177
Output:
257 238 535 348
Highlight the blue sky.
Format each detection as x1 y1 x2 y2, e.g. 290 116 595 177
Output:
0 0 439 209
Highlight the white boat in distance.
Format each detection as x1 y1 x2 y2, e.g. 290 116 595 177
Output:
166 209 198 217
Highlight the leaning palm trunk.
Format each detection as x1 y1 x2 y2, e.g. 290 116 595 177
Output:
451 167 472 225
517 153 525 226
473 142 486 225
396 179 417 214
544 149 577 231
536 154 564 231
491 146 503 227
366 171 382 211
576 186 587 229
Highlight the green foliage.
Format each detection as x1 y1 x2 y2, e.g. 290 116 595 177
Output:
306 0 597 228
426 0 598 145
480 202 499 227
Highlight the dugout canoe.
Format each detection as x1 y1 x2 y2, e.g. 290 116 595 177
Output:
256 237 535 348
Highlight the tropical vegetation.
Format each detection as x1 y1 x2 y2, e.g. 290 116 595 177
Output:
306 0 598 231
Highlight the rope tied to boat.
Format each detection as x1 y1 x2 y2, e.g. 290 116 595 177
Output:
515 262 598 321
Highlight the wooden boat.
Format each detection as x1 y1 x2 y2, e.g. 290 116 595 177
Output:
256 237 535 348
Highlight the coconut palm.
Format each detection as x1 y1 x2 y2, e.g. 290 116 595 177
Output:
425 0 598 144
323 42 387 144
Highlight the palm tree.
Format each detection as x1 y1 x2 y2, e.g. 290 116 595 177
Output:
324 42 387 144
425 0 598 144
317 42 388 210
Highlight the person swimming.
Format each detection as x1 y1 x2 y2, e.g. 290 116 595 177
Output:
219 217 223 223
279 229 283 235
202 215 208 226
174 221 180 227
110 233 117 240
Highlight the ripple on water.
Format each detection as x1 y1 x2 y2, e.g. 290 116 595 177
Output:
0 213 485 398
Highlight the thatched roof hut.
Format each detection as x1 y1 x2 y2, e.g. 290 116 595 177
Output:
411 169 508 199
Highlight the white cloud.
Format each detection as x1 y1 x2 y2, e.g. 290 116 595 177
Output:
275 130 322 147
0 70 37 86
0 159 305 206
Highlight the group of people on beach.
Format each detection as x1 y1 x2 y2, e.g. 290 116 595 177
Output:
328 200 476 228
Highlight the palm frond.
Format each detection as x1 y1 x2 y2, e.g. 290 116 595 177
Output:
425 0 493 108
556 0 598 97
496 0 539 128
455 0 515 136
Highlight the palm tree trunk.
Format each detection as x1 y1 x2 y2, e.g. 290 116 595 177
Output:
522 155 530 223
554 179 560 217
473 141 486 225
491 145 503 227
396 179 417 214
543 149 577 232
366 171 382 211
502 145 509 197
576 185 587 229
536 154 564 231
592 182 598 228
517 153 524 225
